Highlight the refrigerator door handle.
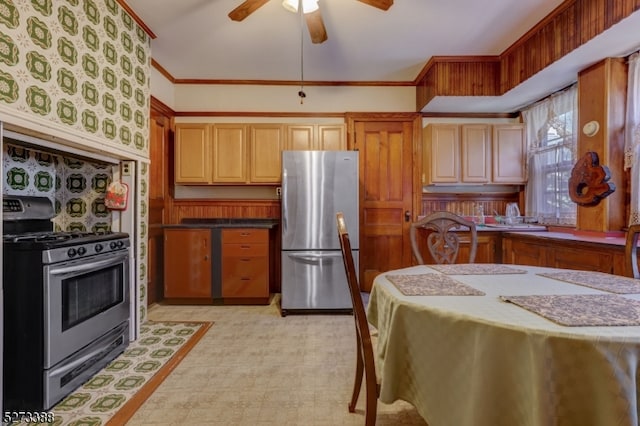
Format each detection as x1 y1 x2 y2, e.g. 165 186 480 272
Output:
282 167 288 234
286 252 344 265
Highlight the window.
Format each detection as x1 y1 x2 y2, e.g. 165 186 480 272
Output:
523 86 577 226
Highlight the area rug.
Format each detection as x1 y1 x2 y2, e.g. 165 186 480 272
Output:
13 321 212 426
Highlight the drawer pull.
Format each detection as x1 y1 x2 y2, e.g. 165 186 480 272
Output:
241 245 250 249
241 277 251 281
241 232 250 237
241 258 251 262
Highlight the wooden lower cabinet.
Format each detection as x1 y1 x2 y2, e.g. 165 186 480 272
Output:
502 233 626 275
163 228 212 299
412 229 500 264
221 228 270 303
501 238 548 267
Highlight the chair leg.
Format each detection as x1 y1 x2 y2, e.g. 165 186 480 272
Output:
364 370 378 426
348 339 364 413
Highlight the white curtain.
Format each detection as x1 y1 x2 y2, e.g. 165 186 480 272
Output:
523 99 551 217
625 52 640 225
522 85 577 223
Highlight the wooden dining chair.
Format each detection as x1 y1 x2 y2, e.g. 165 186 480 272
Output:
336 212 379 426
410 211 478 264
625 223 640 278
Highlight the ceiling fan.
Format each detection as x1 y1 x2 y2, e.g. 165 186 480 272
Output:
228 0 394 44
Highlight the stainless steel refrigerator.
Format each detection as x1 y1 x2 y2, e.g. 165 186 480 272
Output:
280 150 359 315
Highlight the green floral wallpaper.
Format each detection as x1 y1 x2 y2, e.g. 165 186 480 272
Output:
3 142 113 232
0 0 150 152
0 0 151 322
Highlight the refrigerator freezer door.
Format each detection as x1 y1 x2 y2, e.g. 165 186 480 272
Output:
280 250 358 313
281 151 359 251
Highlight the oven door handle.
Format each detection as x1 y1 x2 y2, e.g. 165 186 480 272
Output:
49 255 127 276
48 326 126 378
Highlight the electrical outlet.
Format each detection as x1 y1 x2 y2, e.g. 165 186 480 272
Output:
121 162 131 176
276 187 282 197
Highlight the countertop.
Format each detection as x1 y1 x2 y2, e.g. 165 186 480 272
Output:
501 228 627 247
163 218 279 229
477 223 547 232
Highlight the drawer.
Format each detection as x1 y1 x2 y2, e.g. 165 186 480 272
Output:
223 242 268 257
222 228 268 244
222 257 269 298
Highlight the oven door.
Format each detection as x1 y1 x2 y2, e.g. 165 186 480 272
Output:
43 249 130 368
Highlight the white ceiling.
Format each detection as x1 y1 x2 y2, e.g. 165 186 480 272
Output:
125 0 640 113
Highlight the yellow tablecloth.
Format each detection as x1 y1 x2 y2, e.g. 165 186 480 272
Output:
367 264 640 426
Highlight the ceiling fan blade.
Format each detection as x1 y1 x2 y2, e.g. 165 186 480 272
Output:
305 9 327 44
228 0 270 22
357 0 393 11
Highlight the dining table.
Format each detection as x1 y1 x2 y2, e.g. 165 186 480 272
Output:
366 263 640 426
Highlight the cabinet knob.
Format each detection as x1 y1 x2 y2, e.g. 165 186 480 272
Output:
204 255 209 260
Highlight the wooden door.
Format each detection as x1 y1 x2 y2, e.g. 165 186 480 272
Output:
148 101 171 305
351 115 421 291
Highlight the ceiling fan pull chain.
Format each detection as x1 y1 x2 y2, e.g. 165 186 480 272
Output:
298 0 306 104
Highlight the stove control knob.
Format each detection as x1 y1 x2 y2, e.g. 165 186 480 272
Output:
110 241 117 250
67 248 77 257
117 240 124 248
95 243 103 253
77 246 87 256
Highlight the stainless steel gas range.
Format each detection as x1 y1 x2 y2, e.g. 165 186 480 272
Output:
2 196 131 411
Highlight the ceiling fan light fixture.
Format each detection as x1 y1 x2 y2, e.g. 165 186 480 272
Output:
282 0 319 14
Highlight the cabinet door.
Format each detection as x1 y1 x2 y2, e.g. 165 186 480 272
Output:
317 124 346 150
285 125 315 150
424 124 459 184
492 124 526 184
212 124 248 183
164 229 212 298
502 238 546 266
461 124 490 183
553 246 614 273
175 123 210 184
250 124 284 183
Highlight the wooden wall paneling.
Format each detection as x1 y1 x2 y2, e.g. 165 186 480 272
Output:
576 57 627 232
421 193 520 218
415 0 639 111
170 199 280 223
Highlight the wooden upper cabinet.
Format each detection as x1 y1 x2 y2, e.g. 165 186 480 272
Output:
317 124 346 150
285 124 346 151
175 123 211 184
285 125 315 150
492 124 526 184
423 123 459 184
175 122 346 185
424 123 525 185
250 124 284 183
212 124 248 183
461 124 491 183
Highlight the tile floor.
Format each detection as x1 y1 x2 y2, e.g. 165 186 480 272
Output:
127 295 427 425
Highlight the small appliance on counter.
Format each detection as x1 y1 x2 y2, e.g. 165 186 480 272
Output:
3 195 131 411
